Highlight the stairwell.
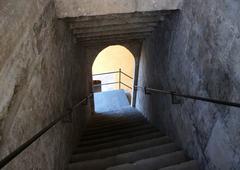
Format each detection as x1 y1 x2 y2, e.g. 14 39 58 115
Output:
67 107 199 170
2 0 240 170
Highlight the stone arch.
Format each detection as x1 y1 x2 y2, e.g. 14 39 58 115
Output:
86 41 142 107
88 42 141 66
92 45 135 70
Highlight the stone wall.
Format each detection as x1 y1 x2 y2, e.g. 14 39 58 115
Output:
136 1 240 170
0 0 91 169
54 0 183 18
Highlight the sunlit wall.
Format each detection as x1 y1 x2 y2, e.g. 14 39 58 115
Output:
92 45 135 93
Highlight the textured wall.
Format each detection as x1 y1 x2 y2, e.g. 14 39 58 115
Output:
0 0 91 169
136 1 240 170
54 0 183 18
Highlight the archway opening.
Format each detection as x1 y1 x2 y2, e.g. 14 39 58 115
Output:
92 45 135 112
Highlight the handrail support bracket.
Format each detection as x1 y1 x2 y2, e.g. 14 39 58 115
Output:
171 92 182 105
144 87 151 95
83 98 88 106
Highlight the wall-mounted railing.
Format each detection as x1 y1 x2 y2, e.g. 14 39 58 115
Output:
92 69 134 90
0 94 93 169
135 85 240 108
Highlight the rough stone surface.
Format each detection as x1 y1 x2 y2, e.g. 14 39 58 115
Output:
2 0 240 169
136 1 240 170
66 11 166 45
0 0 91 169
54 0 183 18
67 107 199 170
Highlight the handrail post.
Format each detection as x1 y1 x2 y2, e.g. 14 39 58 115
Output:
119 68 121 90
144 87 151 95
171 91 182 104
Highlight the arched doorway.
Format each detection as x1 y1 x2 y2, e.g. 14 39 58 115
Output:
92 45 135 112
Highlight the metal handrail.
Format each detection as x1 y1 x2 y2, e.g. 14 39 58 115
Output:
93 82 133 90
92 70 133 80
0 94 93 169
92 69 133 90
121 71 133 80
135 85 240 108
92 71 119 77
93 82 119 87
121 82 133 90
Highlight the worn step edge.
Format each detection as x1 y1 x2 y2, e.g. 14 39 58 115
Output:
106 151 187 170
88 119 146 130
75 132 163 153
88 115 144 125
79 128 159 147
90 115 143 122
89 115 143 124
92 110 141 118
87 118 146 130
82 124 155 141
71 136 171 162
68 143 180 170
85 121 149 135
82 124 155 140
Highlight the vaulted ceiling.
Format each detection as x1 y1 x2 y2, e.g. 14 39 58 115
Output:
65 11 172 46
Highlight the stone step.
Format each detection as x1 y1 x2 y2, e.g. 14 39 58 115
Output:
106 151 187 170
68 143 180 170
84 120 149 135
94 90 130 112
87 119 147 131
91 113 139 119
87 118 146 130
89 114 144 126
78 128 159 147
75 132 163 153
82 124 156 141
91 114 142 121
67 107 200 170
92 108 140 117
159 160 199 170
71 136 172 162
89 118 142 127
88 119 145 129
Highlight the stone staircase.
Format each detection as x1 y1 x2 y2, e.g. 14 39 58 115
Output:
67 107 199 170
